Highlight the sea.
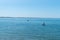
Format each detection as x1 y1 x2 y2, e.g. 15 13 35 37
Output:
0 18 60 40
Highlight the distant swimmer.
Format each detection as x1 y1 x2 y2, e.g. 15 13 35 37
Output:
42 22 46 26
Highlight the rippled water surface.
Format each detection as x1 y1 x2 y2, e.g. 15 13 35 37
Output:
0 18 60 40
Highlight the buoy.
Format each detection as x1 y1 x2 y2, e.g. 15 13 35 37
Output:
42 22 46 26
27 20 29 22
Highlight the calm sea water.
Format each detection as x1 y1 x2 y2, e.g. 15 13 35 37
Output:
0 18 60 40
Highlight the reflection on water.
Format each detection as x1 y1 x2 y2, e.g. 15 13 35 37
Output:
0 18 60 40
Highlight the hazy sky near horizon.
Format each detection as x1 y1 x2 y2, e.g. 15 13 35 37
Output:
0 0 60 18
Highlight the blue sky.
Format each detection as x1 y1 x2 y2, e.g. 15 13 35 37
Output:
0 0 60 18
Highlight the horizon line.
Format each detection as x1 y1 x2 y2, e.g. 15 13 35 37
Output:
0 17 60 18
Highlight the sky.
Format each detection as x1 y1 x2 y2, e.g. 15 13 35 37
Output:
0 0 60 18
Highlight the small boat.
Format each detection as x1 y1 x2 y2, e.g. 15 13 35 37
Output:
42 22 46 26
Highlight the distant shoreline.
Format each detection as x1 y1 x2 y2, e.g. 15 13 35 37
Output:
0 17 60 19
